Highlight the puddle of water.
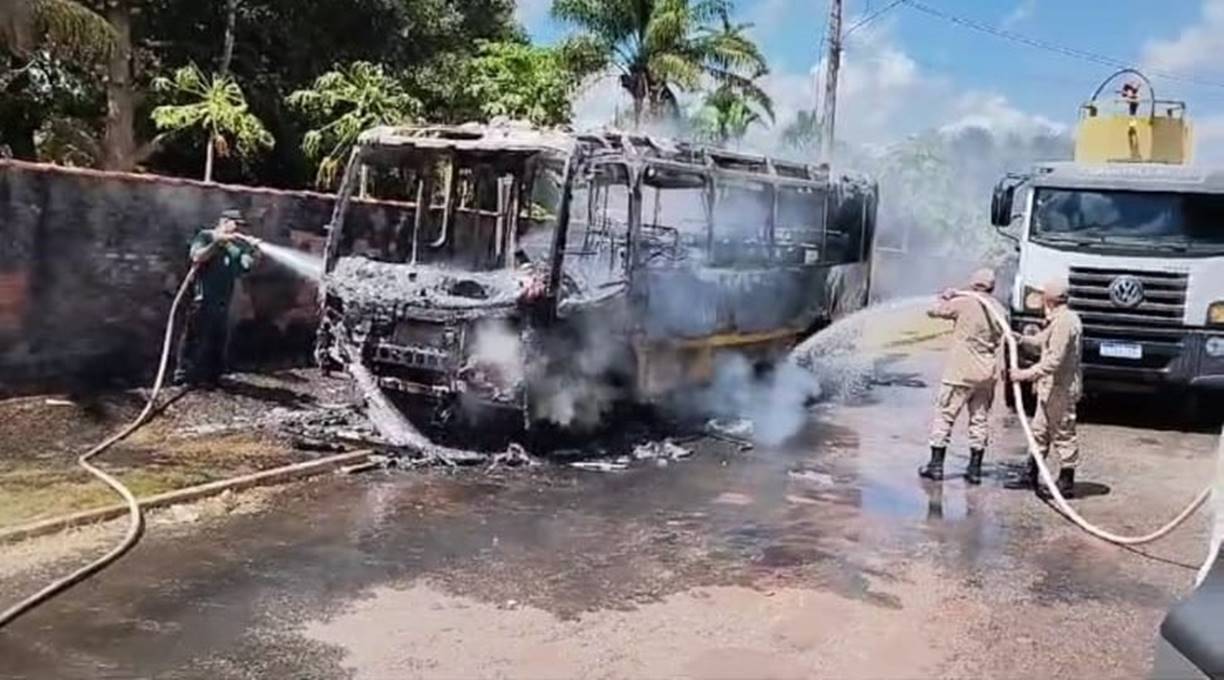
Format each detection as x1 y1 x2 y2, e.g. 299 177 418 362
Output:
858 478 968 522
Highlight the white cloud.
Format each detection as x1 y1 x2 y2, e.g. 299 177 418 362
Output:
1142 0 1224 74
1191 114 1224 163
1001 0 1036 29
739 23 937 151
744 22 1062 152
941 92 1067 138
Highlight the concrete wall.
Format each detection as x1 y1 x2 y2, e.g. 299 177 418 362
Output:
0 160 412 395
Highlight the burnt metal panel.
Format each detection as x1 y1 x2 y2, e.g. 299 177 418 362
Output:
638 266 827 340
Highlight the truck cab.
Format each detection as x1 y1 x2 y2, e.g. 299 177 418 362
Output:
991 71 1224 401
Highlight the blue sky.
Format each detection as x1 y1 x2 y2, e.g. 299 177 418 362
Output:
518 0 1224 152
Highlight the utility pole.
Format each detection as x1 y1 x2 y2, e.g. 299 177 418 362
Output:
821 0 842 162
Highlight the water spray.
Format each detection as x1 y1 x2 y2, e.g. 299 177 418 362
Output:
256 240 324 281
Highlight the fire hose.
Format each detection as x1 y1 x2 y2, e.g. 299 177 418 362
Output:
0 264 200 629
0 278 1211 629
960 290 1213 547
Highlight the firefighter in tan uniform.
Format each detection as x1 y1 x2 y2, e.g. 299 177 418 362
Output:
919 268 1007 485
1010 278 1083 498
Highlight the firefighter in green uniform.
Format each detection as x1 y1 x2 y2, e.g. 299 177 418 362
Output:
174 209 262 387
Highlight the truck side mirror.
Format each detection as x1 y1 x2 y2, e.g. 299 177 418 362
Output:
990 182 1015 227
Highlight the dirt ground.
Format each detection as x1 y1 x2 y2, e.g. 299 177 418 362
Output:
0 336 1219 679
0 370 352 530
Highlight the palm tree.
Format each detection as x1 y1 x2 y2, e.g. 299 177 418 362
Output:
286 61 420 188
691 85 768 146
150 64 274 182
698 8 772 121
552 0 769 126
0 0 115 63
781 109 821 156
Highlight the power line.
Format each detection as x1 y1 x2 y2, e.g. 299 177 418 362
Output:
844 0 905 38
900 0 1224 91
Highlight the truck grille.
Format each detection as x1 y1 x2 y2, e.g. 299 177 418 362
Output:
1068 266 1187 330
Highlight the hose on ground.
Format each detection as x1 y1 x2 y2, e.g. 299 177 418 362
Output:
959 290 1212 547
0 265 199 630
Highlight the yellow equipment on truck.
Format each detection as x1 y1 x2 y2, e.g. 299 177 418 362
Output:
1074 71 1192 165
990 69 1224 418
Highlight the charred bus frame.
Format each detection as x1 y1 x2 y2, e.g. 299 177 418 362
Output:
316 122 877 422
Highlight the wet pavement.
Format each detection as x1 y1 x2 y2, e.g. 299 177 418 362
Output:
0 351 1219 679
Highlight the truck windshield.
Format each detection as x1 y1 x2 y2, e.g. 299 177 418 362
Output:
1032 188 1224 252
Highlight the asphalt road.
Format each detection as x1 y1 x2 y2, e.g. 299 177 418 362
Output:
1 350 1219 679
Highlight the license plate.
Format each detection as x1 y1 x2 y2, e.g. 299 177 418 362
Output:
1100 341 1142 360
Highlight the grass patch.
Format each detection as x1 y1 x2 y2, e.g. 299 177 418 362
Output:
0 431 294 530
0 467 219 529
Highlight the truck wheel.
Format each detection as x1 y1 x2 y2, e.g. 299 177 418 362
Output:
1179 391 1219 428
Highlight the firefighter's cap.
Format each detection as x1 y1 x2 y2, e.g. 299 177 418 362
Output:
1039 277 1070 303
969 268 996 292
220 209 246 224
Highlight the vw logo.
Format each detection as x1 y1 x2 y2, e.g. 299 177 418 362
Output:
1108 275 1145 308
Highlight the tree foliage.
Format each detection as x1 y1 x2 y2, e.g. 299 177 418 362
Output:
0 50 101 159
0 0 115 63
35 114 102 165
286 61 420 187
551 0 769 126
466 41 576 127
151 64 273 181
690 84 767 146
780 109 820 157
2 0 519 183
697 8 771 119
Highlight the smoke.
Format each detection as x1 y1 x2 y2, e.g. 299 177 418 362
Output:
659 295 934 447
463 311 632 430
459 320 527 412
468 321 524 387
852 125 1071 298
673 354 820 446
525 314 632 430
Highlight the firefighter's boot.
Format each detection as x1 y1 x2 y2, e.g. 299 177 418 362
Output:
965 449 985 486
1037 468 1076 500
1006 458 1038 490
918 447 946 481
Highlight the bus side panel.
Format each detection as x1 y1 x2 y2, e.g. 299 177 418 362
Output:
636 265 827 341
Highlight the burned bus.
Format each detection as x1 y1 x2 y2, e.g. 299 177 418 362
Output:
316 121 876 426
